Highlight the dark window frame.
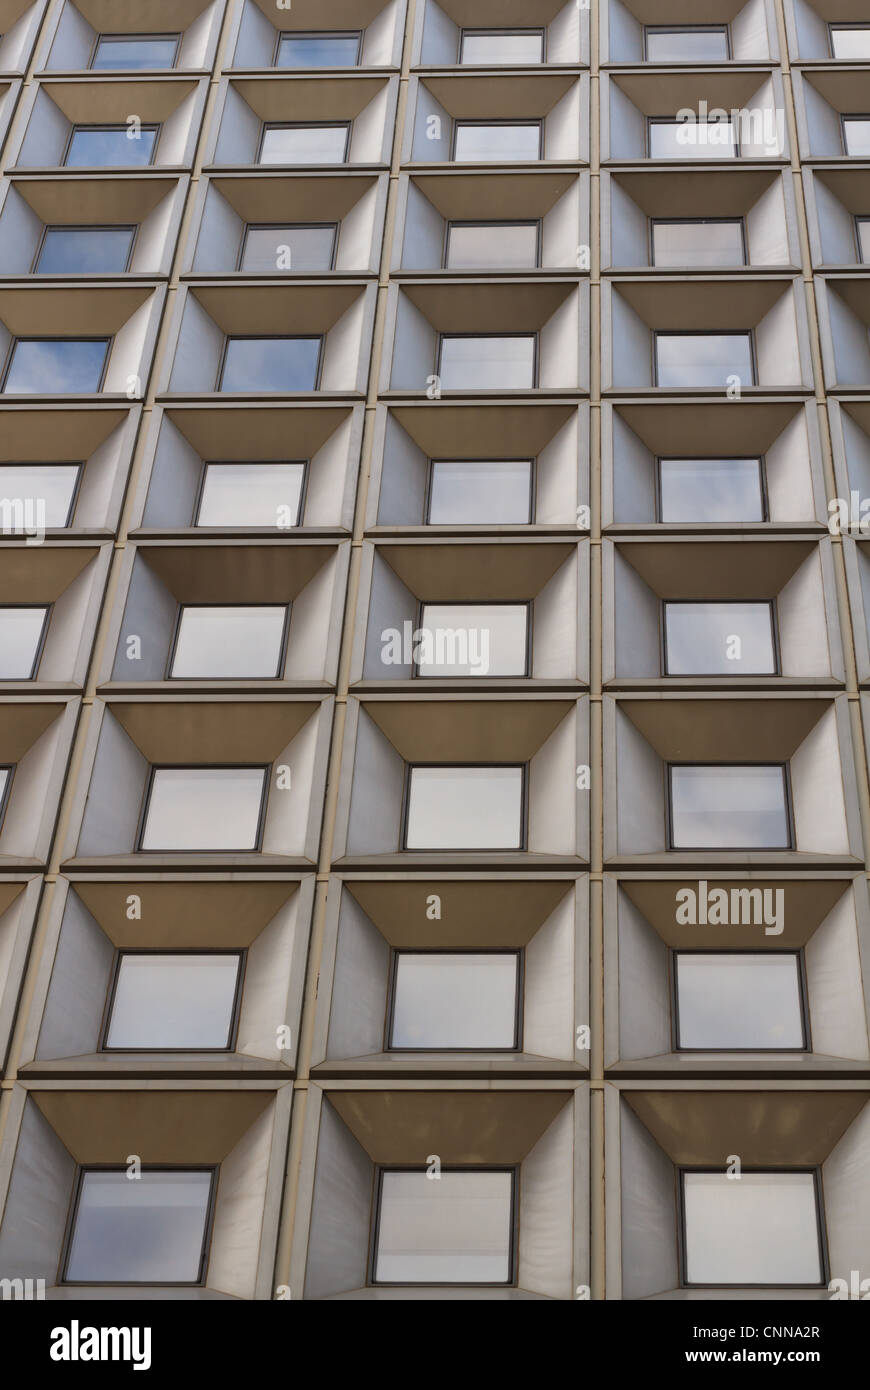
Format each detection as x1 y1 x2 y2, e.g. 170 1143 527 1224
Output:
855 215 870 264
649 216 747 268
100 947 247 1053
654 455 769 524
193 458 309 529
273 29 363 68
257 121 352 166
32 223 138 275
443 218 542 270
451 118 544 163
0 765 14 831
425 457 536 526
89 32 182 71
215 334 324 394
652 328 757 389
436 331 540 391
841 114 870 157
647 114 740 160
671 948 810 1053
62 123 161 169
660 597 780 677
167 601 291 680
237 221 339 273
829 22 870 59
0 335 113 395
386 947 524 1052
401 761 529 852
412 598 533 679
136 762 271 853
643 24 731 62
0 602 51 680
665 761 795 851
458 27 546 65
0 461 83 529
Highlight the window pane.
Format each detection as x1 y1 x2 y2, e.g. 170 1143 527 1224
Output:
3 339 108 393
141 767 266 850
676 953 805 1050
36 226 135 274
416 603 528 676
240 224 336 272
0 464 80 528
276 34 360 67
844 119 870 157
170 605 287 678
0 607 48 678
683 1171 822 1285
0 768 8 818
658 458 765 523
105 954 241 1049
858 219 870 264
428 460 533 524
91 36 178 70
656 333 753 389
649 120 737 160
652 220 745 268
376 1170 513 1283
196 462 305 528
391 953 519 1048
460 31 544 65
439 335 536 390
454 123 541 162
405 766 524 849
669 765 790 849
645 27 729 62
664 602 776 675
446 222 539 269
831 26 870 59
65 126 157 168
260 124 348 164
219 337 320 392
65 1170 213 1283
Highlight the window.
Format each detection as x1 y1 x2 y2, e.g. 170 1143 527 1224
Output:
169 605 288 679
445 221 540 270
645 27 730 62
663 602 777 675
675 953 806 1050
415 603 529 677
0 607 49 679
648 118 737 160
404 765 525 849
668 764 791 849
389 952 520 1049
830 25 870 60
681 1171 824 1286
239 224 337 273
453 122 542 163
139 766 267 850
91 35 180 70
259 123 349 165
657 458 766 523
104 953 243 1050
857 218 870 263
195 462 306 528
459 30 544 65
275 32 361 68
843 118 870 157
0 464 80 528
2 339 109 394
65 125 158 168
373 1169 515 1284
35 226 136 274
218 337 321 392
438 335 537 390
654 333 755 389
63 1169 215 1284
651 219 745 268
0 768 11 826
427 460 534 525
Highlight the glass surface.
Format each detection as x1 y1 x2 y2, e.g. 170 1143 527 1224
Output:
0 465 80 528
446 222 539 269
196 462 305 528
391 953 519 1049
831 26 870 59
240 224 336 272
170 605 287 678
454 123 541 162
3 339 108 394
416 603 528 677
645 27 729 61
36 226 135 274
858 218 870 264
375 1170 513 1284
460 31 544 65
676 953 805 1050
219 337 320 392
65 126 158 168
65 1170 213 1283
0 768 8 816
405 766 524 849
652 219 745 268
658 458 765 523
428 460 532 524
0 607 48 678
140 767 266 850
649 119 737 159
844 119 870 157
683 1171 822 1285
669 765 790 849
260 124 348 165
91 36 178 70
664 602 776 675
655 333 754 388
276 33 360 68
439 335 536 390
105 954 241 1049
